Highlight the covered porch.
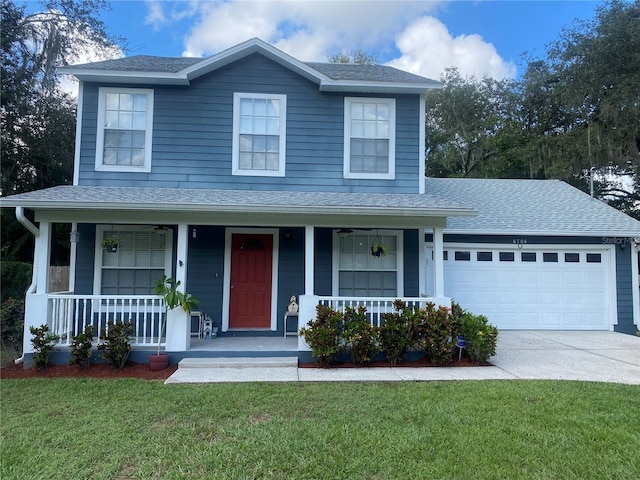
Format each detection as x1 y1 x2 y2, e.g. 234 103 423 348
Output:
3 186 475 363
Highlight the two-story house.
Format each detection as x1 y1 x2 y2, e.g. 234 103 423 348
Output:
3 38 639 366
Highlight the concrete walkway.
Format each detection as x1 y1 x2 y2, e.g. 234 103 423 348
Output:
165 331 640 385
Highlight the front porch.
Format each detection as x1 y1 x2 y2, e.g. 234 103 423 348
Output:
34 293 447 365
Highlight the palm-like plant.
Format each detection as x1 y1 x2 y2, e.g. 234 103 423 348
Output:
154 275 199 355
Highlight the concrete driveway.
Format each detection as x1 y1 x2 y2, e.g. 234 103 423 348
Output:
490 330 640 385
166 331 640 384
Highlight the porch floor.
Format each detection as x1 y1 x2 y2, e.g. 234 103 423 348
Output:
189 336 298 352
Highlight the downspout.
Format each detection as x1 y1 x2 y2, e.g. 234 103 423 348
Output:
14 207 39 365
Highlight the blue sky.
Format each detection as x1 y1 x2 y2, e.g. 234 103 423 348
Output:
30 0 601 80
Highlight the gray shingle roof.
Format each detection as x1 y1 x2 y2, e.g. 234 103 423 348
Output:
0 186 473 220
305 62 438 85
425 178 640 237
67 55 201 73
65 56 438 85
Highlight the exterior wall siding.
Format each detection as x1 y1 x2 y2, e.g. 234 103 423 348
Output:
74 223 96 295
77 54 421 193
403 229 420 297
615 247 636 334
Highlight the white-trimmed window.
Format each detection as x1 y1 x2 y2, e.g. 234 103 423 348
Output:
334 231 403 297
344 97 395 180
95 227 171 295
96 88 154 172
232 93 287 177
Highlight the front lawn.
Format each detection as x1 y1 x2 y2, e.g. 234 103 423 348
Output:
1 379 638 479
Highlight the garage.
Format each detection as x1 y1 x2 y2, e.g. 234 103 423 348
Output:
426 245 615 330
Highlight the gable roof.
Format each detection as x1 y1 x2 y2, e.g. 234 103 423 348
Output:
60 38 440 93
425 178 640 237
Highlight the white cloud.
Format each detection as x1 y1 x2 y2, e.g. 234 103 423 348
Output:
386 16 517 80
144 0 168 30
145 1 515 80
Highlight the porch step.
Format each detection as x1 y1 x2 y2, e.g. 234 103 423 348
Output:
178 357 298 369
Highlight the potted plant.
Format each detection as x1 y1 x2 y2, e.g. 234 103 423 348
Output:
101 237 120 252
371 242 387 257
150 275 199 371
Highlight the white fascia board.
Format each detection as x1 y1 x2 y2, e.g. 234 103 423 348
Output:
183 38 329 86
437 228 640 238
320 81 440 94
58 69 190 85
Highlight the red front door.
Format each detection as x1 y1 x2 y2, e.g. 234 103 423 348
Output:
229 233 273 329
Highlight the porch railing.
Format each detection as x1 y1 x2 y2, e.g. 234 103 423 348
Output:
317 296 443 327
48 294 165 346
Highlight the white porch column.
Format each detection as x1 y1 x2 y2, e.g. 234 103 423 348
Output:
297 294 318 352
23 221 51 357
433 227 445 298
165 224 189 352
304 225 314 295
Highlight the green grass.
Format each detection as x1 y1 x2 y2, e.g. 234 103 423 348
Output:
1 379 639 479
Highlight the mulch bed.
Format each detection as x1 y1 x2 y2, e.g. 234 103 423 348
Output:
0 362 177 380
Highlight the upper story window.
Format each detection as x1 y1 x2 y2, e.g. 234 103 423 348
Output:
96 88 154 173
232 93 287 177
344 97 396 180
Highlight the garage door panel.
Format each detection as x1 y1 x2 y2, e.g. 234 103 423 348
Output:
436 247 610 330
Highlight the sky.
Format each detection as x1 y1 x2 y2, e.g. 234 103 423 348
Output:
29 0 602 81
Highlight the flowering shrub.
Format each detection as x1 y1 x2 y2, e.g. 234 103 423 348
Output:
415 302 455 365
343 306 379 365
98 321 133 369
378 300 414 365
299 305 343 366
69 325 94 369
29 324 59 369
459 313 498 364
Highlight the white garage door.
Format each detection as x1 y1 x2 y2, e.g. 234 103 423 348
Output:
427 247 613 330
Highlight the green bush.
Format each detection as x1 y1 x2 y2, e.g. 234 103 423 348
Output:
415 303 455 365
97 321 133 369
0 261 32 304
378 300 414 366
1 297 25 352
29 324 59 369
299 305 343 366
460 313 498 364
343 306 379 365
69 325 94 369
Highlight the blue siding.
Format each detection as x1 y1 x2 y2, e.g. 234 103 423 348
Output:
314 228 333 295
78 53 421 193
277 228 305 334
186 226 226 332
403 229 420 297
74 223 95 295
615 247 636 334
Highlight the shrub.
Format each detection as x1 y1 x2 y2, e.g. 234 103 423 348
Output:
29 324 59 369
378 300 413 365
69 325 94 369
343 306 379 365
97 321 133 369
0 261 31 304
1 297 25 352
415 303 455 365
460 313 498 364
299 305 343 366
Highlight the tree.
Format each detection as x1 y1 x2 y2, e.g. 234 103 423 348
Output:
1 0 123 262
328 49 377 65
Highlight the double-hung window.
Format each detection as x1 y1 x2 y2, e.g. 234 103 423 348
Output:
96 87 154 172
335 231 402 297
96 227 171 295
232 93 287 176
344 97 395 179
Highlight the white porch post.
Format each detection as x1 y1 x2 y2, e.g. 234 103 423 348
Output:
165 224 189 352
433 227 445 299
23 221 51 356
298 226 316 351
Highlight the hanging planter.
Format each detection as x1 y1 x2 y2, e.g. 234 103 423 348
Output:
101 237 120 252
371 242 387 257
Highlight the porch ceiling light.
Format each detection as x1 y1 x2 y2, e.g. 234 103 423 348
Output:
337 228 353 238
69 230 80 243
